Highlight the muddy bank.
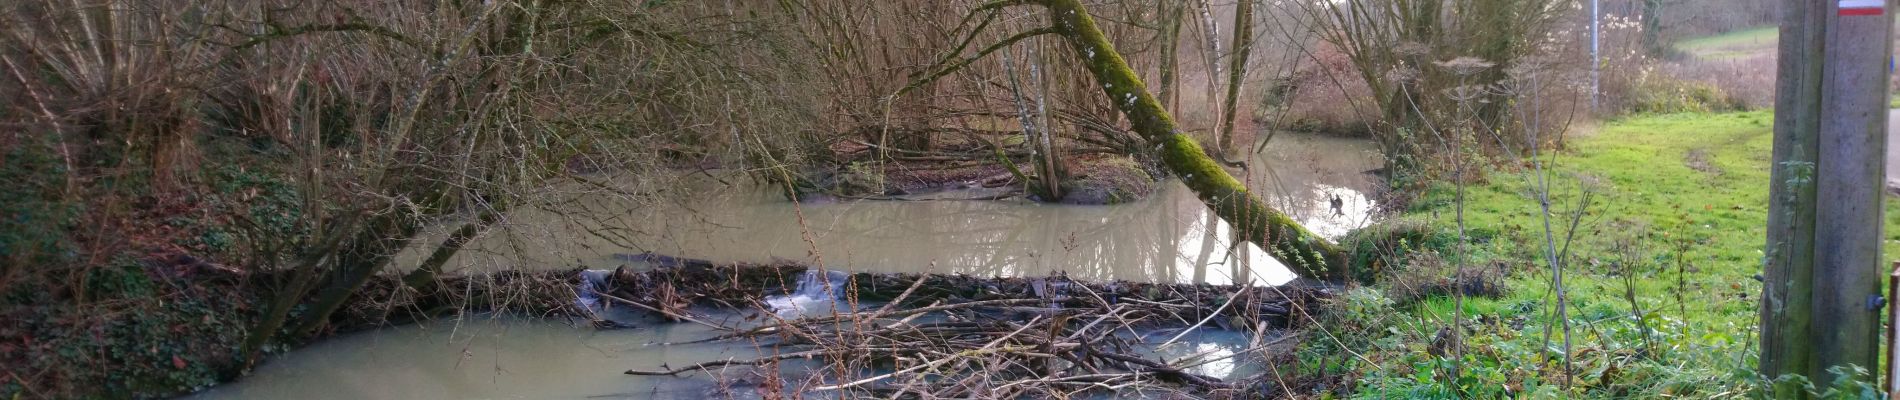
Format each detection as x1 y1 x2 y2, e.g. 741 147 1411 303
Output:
797 152 1159 205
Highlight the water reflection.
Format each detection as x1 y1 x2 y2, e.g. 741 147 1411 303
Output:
1135 329 1263 381
191 312 1281 399
395 133 1382 285
188 315 756 400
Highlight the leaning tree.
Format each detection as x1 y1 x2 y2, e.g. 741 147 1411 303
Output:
901 0 1348 280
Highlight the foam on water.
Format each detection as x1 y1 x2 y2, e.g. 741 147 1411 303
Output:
763 269 852 318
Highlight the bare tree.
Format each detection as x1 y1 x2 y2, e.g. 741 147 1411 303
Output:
1216 0 1257 159
1296 0 1570 176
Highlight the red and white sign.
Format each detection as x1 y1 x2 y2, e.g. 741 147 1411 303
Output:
1842 0 1885 16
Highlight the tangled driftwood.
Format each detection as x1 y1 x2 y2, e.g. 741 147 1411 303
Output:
309 252 1323 398
608 253 1323 399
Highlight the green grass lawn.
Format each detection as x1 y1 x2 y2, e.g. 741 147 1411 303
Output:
1674 26 1778 61
1329 111 1900 397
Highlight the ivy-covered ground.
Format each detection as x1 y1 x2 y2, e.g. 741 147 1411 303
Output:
1312 111 1900 398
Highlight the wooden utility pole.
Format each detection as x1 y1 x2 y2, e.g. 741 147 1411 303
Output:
1889 263 1900 396
1814 0 1893 381
1762 0 1892 395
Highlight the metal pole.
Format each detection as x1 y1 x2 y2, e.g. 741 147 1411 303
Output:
1590 0 1600 113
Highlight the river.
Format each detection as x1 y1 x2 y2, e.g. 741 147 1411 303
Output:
188 132 1380 399
391 132 1381 286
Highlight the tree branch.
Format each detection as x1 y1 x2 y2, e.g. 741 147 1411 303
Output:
896 27 1061 98
233 22 423 50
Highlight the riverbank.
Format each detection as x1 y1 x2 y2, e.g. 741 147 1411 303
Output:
6 251 1332 398
1 127 1378 399
1322 111 1900 396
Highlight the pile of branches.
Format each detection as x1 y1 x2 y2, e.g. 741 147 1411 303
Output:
313 252 1328 397
616 255 1326 398
315 253 808 332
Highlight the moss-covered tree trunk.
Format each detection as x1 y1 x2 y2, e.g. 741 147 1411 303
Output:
1039 0 1347 280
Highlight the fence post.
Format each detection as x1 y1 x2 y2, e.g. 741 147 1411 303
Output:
1889 261 1899 397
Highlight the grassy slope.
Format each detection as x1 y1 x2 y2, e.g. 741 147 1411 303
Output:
1672 26 1900 115
1343 111 1900 397
1673 26 1778 60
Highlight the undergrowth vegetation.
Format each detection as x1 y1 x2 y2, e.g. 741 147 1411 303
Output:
1 0 825 396
1312 111 1900 398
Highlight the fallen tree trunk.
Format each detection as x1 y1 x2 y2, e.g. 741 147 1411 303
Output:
900 0 1349 280
1037 0 1349 280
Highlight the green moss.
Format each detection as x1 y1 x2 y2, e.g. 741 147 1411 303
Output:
1157 134 1345 279
1060 156 1155 205
838 161 887 195
1338 217 1460 282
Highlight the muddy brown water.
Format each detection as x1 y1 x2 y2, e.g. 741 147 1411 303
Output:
189 312 1268 400
392 132 1381 286
188 133 1378 399
190 314 747 399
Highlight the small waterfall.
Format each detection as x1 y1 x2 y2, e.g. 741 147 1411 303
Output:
766 269 851 317
574 269 638 329
792 269 851 299
574 269 612 312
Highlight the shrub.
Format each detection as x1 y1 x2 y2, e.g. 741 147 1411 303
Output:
1269 43 1381 137
1338 218 1460 283
1378 250 1506 305
1662 55 1775 110
838 161 888 196
1059 156 1155 205
1625 78 1750 115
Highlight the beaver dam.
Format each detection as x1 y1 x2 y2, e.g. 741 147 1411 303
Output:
189 134 1379 399
193 258 1327 399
